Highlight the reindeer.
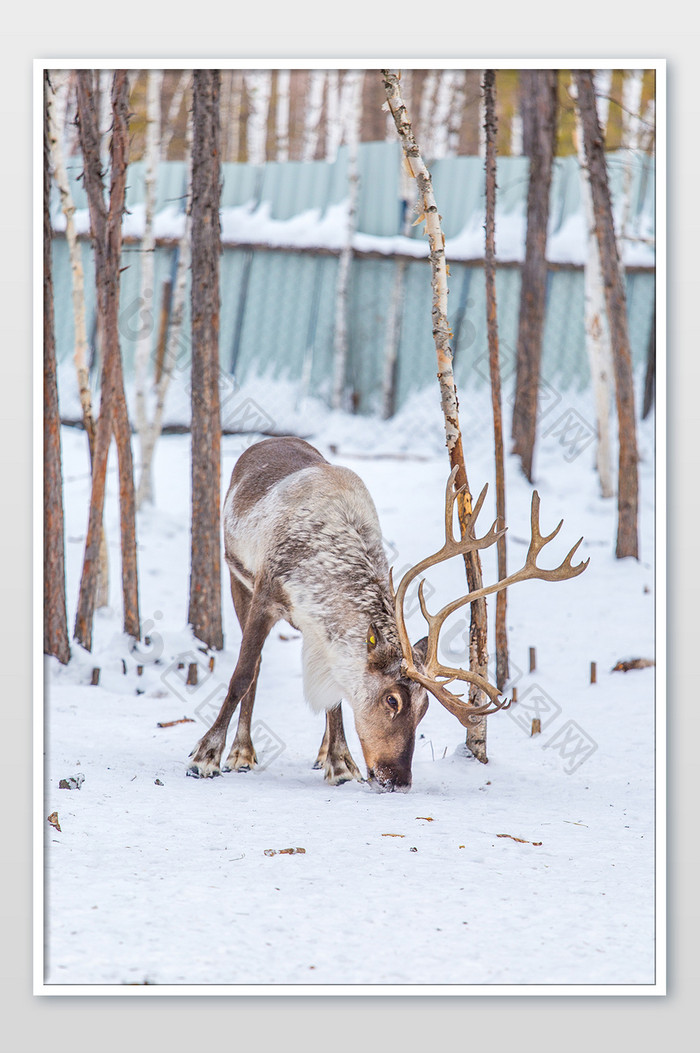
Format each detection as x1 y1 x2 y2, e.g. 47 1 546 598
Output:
187 436 588 791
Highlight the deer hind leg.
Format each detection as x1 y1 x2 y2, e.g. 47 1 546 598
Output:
187 578 274 779
314 704 363 785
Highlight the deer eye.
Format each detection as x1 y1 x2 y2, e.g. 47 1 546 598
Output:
385 694 400 713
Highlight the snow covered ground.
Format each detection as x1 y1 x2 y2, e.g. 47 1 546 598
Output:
42 381 658 990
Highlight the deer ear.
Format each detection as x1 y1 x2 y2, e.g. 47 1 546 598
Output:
366 625 394 672
366 624 382 653
413 636 429 664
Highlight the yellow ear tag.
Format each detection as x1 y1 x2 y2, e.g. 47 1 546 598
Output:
368 635 376 648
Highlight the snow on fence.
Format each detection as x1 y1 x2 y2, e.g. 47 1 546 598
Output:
51 140 655 425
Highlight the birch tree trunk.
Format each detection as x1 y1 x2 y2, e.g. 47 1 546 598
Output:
381 257 407 419
433 71 458 159
477 76 487 159
136 103 193 508
511 70 558 482
47 70 110 605
245 70 272 166
133 69 163 507
572 75 614 499
188 70 223 651
418 71 438 160
332 71 364 410
620 69 644 243
510 110 523 156
447 71 467 156
325 70 341 161
574 71 639 560
483 71 509 690
302 71 325 162
44 71 71 665
382 69 490 762
74 70 140 650
99 69 112 172
275 70 291 162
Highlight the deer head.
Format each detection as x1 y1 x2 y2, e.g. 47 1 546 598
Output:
351 623 430 792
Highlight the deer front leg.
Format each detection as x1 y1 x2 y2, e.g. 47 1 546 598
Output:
222 686 258 772
187 594 274 779
314 704 363 785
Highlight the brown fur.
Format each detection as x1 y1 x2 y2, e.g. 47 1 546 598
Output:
225 436 327 519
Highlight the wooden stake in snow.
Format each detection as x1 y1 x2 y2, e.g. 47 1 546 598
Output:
382 69 490 763
529 646 536 673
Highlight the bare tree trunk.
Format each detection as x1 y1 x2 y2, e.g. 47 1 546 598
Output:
572 75 615 499
332 71 364 411
44 71 71 666
382 69 490 762
511 70 558 482
483 71 509 691
642 303 655 420
74 70 140 650
162 69 190 160
47 70 110 605
575 71 639 560
219 70 238 163
518 70 539 157
134 69 163 507
188 70 223 651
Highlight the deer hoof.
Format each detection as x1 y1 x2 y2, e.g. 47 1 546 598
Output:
323 752 363 786
186 763 221 778
222 743 258 772
186 742 223 778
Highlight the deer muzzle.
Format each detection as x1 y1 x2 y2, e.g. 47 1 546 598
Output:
367 764 412 793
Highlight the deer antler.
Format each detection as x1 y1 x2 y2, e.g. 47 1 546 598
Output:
392 470 590 726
